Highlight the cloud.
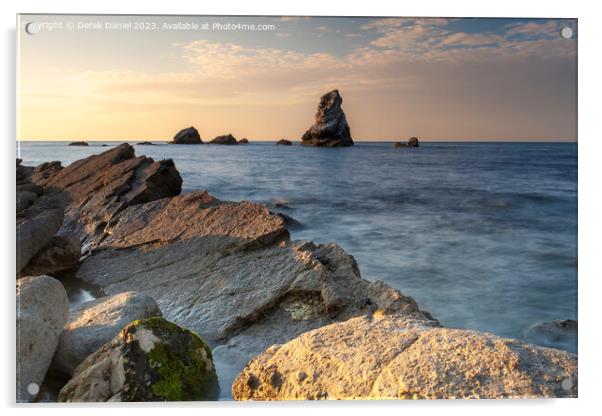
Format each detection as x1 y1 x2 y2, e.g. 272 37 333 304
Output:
505 21 563 38
439 32 506 47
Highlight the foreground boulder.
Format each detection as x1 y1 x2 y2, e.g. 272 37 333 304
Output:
525 319 577 354
58 317 219 402
20 235 81 277
301 90 353 147
233 313 578 400
17 275 69 402
276 139 292 146
209 134 238 145
170 127 202 144
52 292 162 376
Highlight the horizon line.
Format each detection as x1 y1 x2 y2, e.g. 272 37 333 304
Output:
16 139 578 143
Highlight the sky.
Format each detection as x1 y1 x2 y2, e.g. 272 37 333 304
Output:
17 15 577 141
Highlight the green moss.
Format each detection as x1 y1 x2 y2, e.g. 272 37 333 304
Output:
131 317 219 401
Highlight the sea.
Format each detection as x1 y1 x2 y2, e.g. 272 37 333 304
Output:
18 141 578 352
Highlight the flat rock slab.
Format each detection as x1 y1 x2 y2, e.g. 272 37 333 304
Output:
232 314 578 400
52 291 162 376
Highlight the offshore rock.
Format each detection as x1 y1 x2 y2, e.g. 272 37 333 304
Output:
301 90 353 147
58 317 219 402
276 139 292 146
209 134 238 145
233 313 578 400
170 127 202 144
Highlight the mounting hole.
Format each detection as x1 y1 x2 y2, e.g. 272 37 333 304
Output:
27 382 40 396
25 22 41 35
560 27 573 39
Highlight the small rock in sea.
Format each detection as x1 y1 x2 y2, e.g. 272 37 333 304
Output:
238 138 249 144
301 89 354 147
17 275 69 402
20 235 81 277
68 141 88 146
408 137 419 147
232 314 578 400
276 139 292 146
393 142 408 148
275 212 302 229
170 126 203 144
52 291 162 376
209 134 238 145
58 317 219 402
524 319 577 354
137 141 155 146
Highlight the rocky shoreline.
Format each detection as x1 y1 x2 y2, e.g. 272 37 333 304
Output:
16 144 577 401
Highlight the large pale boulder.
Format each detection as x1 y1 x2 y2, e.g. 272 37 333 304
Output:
52 292 162 376
301 90 353 147
16 275 69 402
232 313 578 400
58 317 219 402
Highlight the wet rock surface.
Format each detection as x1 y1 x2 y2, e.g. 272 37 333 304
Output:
52 292 162 376
17 275 69 402
301 90 353 147
233 313 578 400
170 127 202 144
58 317 219 402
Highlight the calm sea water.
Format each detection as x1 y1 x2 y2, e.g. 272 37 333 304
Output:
18 141 578 347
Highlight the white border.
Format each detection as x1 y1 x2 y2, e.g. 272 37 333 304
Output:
2 1 600 415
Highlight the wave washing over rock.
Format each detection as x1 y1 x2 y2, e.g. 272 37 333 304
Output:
16 144 577 401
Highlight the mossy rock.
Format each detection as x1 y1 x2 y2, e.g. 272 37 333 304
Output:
59 316 219 402
121 317 219 401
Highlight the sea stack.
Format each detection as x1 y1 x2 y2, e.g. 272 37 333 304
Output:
301 90 353 147
170 127 203 144
408 136 419 147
